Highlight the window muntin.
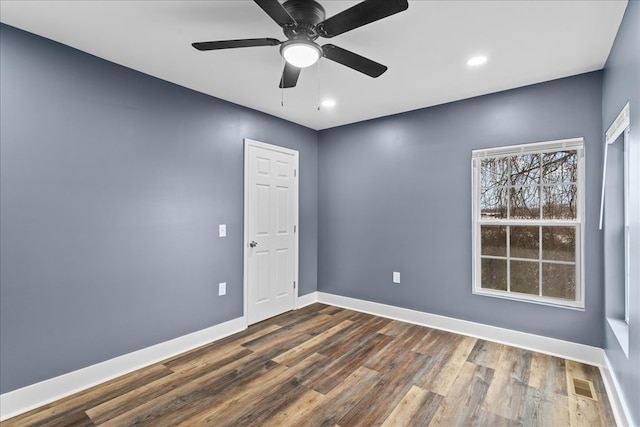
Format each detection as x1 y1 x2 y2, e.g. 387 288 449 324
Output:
472 139 585 309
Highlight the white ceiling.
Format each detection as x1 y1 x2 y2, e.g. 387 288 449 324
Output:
0 0 628 130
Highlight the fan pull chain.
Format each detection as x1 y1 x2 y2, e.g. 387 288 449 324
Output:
281 55 285 107
317 59 321 111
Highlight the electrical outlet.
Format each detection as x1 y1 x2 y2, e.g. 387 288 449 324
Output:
218 282 226 296
393 272 401 284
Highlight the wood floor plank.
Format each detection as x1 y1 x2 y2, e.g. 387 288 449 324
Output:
474 408 522 426
519 386 571 427
86 346 252 423
320 306 360 323
412 328 457 356
467 338 505 369
306 331 393 394
162 324 279 368
281 312 341 337
318 304 342 315
98 354 278 426
260 388 326 427
253 304 321 329
338 350 434 426
314 321 373 359
174 363 295 426
3 408 95 427
364 323 429 372
529 352 567 396
272 319 354 366
483 345 533 421
348 311 382 324
428 361 495 426
2 304 618 427
418 334 477 395
380 385 443 427
356 314 393 333
297 366 382 427
165 343 253 374
241 324 312 356
377 319 411 336
179 351 331 426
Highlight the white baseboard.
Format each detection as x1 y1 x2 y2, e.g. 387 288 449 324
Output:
297 291 318 308
602 353 633 427
0 316 246 421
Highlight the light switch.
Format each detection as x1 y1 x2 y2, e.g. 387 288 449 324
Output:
218 282 226 296
219 224 226 237
393 272 401 284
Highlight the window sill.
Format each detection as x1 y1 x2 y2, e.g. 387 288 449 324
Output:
473 288 585 310
607 317 629 358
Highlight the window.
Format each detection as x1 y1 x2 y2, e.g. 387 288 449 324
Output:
472 138 585 308
601 103 630 357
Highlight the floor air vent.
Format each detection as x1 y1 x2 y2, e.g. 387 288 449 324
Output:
571 377 597 401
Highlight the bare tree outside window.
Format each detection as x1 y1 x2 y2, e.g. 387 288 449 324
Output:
473 140 584 308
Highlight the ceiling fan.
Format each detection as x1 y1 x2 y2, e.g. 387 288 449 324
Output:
192 0 409 88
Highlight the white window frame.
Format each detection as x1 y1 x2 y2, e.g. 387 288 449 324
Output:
623 131 630 324
471 138 585 309
601 102 631 326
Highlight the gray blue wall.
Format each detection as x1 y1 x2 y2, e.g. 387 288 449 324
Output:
0 23 318 394
318 71 605 347
2 7 636 416
602 1 640 425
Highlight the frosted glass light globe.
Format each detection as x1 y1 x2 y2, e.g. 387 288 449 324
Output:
282 42 321 68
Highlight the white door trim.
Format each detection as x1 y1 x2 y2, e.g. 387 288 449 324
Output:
243 138 299 326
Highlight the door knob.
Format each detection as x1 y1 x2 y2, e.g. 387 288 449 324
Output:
249 241 258 248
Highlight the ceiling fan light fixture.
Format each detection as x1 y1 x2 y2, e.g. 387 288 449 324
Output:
281 40 322 68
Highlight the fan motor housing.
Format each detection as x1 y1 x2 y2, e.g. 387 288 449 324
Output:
282 0 326 39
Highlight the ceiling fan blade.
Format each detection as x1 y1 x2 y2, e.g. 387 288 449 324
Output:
279 62 301 88
192 38 281 51
317 0 408 38
322 44 387 78
254 0 297 27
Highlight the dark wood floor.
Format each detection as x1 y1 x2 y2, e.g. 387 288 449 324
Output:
2 303 616 426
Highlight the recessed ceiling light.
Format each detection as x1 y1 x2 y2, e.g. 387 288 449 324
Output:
321 99 336 108
467 55 488 66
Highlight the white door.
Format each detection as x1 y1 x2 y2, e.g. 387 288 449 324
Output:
244 139 298 325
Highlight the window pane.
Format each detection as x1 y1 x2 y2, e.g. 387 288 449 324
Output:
543 184 577 219
481 258 507 291
542 151 577 184
481 187 507 219
481 157 509 188
510 154 540 186
542 263 575 299
510 260 539 295
510 186 540 219
481 226 507 256
510 226 539 259
542 227 576 262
